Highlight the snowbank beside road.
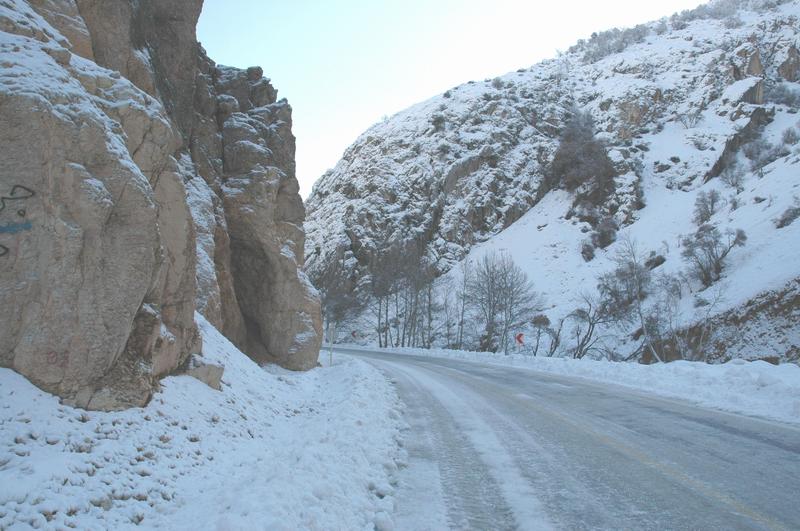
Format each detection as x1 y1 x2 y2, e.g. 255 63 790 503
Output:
0 317 404 530
334 345 800 426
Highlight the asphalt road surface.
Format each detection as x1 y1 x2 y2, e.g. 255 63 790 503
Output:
334 347 800 531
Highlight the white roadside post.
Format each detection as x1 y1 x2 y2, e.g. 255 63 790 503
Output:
328 322 337 367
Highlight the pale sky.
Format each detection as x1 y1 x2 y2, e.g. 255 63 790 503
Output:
197 0 703 198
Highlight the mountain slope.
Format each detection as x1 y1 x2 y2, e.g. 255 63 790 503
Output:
305 0 800 361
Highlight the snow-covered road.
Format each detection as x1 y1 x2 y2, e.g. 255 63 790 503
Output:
337 347 800 530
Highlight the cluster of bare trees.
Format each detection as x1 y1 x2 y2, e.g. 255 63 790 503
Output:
464 252 541 354
532 216 747 364
317 249 361 345
319 242 464 352
588 221 745 362
366 241 440 349
350 249 543 354
320 209 748 363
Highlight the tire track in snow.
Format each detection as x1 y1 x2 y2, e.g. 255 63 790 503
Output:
421 361 793 531
378 359 553 530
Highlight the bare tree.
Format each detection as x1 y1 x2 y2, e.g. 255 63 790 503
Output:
678 106 703 129
651 274 723 362
469 251 538 354
318 249 360 344
413 266 443 349
546 316 566 357
530 314 550 357
469 253 504 352
681 224 746 288
743 137 789 178
367 241 422 347
568 294 615 359
498 258 541 355
454 259 472 350
440 279 457 348
692 190 722 225
720 165 745 194
367 247 394 348
597 236 663 362
776 196 800 229
395 242 430 348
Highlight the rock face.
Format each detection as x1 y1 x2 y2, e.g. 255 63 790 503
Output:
194 63 321 370
0 0 321 409
778 45 800 81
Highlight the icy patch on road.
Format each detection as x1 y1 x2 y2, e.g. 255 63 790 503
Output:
382 361 553 530
0 316 404 530
338 345 800 426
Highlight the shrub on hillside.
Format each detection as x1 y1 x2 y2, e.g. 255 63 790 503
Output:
591 218 618 249
581 242 596 262
782 127 799 146
693 190 722 225
548 110 616 201
720 165 745 194
681 224 747 287
743 137 790 176
766 84 800 107
776 197 800 229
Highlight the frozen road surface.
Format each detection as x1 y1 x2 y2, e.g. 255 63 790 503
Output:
335 347 800 531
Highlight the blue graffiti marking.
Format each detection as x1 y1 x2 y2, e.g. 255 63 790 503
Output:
0 221 32 234
1 185 35 259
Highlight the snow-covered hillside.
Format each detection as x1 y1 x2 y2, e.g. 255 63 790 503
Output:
0 316 404 530
306 0 800 362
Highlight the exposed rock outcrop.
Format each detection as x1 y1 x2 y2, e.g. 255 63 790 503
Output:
778 45 799 81
0 0 321 409
188 55 321 371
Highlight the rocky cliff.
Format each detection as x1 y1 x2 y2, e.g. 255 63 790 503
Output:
0 0 322 410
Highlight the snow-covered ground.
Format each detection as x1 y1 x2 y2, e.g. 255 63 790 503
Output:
333 344 800 426
0 316 404 530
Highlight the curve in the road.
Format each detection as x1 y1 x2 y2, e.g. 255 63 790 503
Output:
339 348 800 531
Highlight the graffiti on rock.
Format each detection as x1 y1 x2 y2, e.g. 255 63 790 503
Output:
0 220 32 234
0 184 35 259
46 351 69 369
0 185 35 213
